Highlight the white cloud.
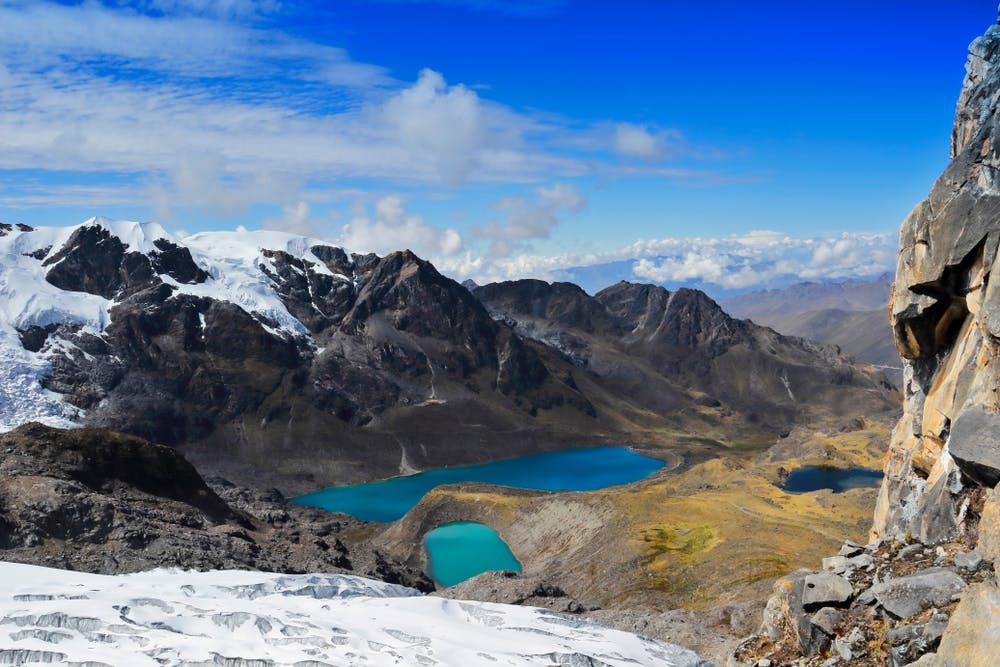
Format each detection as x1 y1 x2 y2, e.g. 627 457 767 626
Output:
123 0 282 19
263 200 314 236
337 194 463 258
435 230 897 292
473 183 587 256
383 69 487 184
613 123 685 161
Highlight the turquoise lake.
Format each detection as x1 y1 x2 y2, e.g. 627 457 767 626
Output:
782 466 883 493
293 447 664 522
424 521 522 587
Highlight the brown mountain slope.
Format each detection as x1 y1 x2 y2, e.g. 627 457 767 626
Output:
721 276 898 368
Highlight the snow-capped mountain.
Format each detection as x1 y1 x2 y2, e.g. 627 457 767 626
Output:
0 216 895 494
0 217 333 432
0 562 710 666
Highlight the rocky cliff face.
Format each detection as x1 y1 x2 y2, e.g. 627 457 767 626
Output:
733 16 1000 667
874 17 1000 548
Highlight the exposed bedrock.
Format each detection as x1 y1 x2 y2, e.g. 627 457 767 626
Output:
874 16 1000 547
732 15 1000 667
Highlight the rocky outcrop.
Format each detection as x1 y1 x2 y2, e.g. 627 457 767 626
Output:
733 14 1000 667
0 422 430 590
875 16 1000 546
734 538 990 666
6 221 595 490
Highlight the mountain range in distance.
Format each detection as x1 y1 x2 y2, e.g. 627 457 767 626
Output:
0 217 897 496
721 273 900 369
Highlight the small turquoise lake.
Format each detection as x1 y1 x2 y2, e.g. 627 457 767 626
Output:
424 522 522 587
782 466 883 494
293 447 664 522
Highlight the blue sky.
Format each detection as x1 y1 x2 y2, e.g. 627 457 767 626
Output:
0 0 995 291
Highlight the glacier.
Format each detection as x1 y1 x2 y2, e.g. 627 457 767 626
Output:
0 562 710 666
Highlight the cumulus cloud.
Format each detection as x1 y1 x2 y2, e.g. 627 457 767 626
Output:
435 230 897 293
337 194 463 258
383 69 487 184
474 183 586 256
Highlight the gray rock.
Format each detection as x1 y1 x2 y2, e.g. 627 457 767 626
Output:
802 572 854 607
923 613 949 645
838 541 865 557
834 627 866 661
904 655 938 667
947 407 1000 487
953 550 983 572
810 607 842 635
849 553 875 570
887 624 923 646
823 556 849 574
897 544 924 560
936 583 1000 666
916 472 964 545
760 570 834 656
871 568 967 619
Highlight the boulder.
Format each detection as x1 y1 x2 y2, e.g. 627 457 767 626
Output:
975 486 1000 571
869 568 967 619
809 607 842 635
935 583 1000 667
953 550 983 572
759 570 836 656
947 408 1000 487
801 572 853 607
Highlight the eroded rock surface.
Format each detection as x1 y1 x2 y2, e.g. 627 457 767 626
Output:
732 13 1000 667
0 422 430 590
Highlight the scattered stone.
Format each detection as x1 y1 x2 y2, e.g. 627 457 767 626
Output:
809 607 842 635
887 624 923 646
953 550 983 572
923 613 949 645
848 553 874 570
897 544 923 560
801 572 853 607
822 555 849 573
870 568 967 619
833 627 865 661
838 540 865 558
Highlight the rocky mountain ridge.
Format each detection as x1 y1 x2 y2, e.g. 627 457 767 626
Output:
0 217 894 495
475 279 895 436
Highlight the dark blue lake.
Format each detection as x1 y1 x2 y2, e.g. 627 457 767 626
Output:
424 521 521 587
292 447 664 522
782 466 883 493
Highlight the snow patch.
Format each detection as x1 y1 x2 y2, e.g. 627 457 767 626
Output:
0 563 708 667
